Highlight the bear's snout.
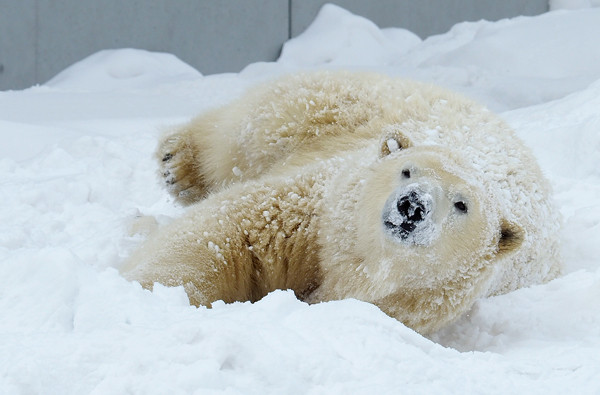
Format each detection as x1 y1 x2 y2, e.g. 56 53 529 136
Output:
382 186 436 245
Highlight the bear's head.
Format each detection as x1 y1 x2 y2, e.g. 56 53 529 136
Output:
326 135 525 333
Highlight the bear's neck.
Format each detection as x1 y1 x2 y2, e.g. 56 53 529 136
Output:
308 153 380 301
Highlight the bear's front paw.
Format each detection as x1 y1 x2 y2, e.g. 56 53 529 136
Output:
157 132 207 205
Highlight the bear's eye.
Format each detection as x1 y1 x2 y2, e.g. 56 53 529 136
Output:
454 201 468 214
401 169 411 179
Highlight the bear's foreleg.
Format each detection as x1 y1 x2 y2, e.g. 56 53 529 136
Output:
122 177 324 306
121 208 258 305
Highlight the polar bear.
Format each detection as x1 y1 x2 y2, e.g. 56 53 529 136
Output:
121 71 561 335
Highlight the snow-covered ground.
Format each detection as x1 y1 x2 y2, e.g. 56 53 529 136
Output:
2 4 600 394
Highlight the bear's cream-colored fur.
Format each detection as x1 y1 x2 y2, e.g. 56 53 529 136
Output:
121 71 561 335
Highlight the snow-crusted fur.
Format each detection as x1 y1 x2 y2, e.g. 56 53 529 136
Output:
121 71 562 335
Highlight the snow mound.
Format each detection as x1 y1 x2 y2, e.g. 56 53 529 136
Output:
46 49 202 91
278 5 600 111
421 10 600 106
278 3 421 67
392 9 600 110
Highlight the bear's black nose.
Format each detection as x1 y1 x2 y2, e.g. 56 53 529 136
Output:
395 191 427 235
383 189 432 241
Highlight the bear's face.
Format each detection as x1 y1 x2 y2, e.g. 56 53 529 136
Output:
355 145 522 290
380 154 478 248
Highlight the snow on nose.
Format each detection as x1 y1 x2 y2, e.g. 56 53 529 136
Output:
396 191 427 234
383 185 436 245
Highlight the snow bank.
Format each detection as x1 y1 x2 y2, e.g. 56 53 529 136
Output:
278 4 421 67
46 49 202 91
277 5 600 112
403 9 600 110
1 5 600 394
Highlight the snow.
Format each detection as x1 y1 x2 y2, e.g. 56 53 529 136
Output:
278 4 422 68
2 4 600 394
45 49 202 92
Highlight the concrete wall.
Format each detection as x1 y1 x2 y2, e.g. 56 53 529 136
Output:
0 0 548 90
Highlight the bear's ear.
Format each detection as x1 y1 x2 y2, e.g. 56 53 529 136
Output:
379 132 412 158
497 219 525 255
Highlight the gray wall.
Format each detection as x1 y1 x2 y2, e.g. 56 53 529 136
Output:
291 1 548 37
0 0 548 90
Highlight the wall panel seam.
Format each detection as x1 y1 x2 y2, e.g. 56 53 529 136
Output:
34 0 39 83
288 0 292 39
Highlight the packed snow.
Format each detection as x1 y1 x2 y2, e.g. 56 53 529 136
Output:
2 4 600 394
